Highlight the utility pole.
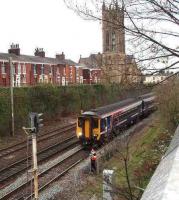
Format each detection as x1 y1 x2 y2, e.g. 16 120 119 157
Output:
9 57 15 136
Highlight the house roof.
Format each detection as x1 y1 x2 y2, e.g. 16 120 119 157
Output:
79 53 102 69
0 53 77 66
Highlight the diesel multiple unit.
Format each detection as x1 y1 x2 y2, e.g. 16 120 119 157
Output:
76 93 156 146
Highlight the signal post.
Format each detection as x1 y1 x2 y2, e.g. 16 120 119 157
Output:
32 133 38 199
23 112 43 200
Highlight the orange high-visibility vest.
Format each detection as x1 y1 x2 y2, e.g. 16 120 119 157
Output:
91 155 97 161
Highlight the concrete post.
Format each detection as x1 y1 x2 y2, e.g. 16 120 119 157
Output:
103 169 114 200
32 134 39 199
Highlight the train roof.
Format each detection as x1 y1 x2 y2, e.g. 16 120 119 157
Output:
82 98 136 117
81 93 155 118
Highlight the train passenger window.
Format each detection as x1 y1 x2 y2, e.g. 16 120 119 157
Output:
107 116 111 128
92 118 98 129
78 117 83 127
100 118 106 132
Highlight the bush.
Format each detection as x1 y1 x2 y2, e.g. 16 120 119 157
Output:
155 78 179 130
0 84 149 136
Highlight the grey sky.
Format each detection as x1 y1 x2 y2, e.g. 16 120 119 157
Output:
0 0 102 62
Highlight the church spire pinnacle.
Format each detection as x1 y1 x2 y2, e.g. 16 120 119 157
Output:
102 1 105 10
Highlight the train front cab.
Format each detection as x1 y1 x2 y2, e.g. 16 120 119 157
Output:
76 116 100 146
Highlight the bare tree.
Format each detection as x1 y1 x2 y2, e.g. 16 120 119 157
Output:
63 0 179 83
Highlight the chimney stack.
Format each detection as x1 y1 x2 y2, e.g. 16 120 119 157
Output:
56 52 65 60
8 43 20 56
34 48 45 57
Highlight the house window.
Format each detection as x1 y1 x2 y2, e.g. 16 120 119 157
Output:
63 67 66 75
57 67 60 74
22 64 26 74
12 64 16 74
22 75 26 84
112 32 116 51
49 66 53 74
33 64 37 75
41 65 44 75
18 63 21 74
1 63 6 74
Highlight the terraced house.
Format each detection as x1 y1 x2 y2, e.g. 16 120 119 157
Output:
0 44 100 87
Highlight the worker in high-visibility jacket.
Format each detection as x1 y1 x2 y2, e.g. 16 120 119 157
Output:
90 149 97 172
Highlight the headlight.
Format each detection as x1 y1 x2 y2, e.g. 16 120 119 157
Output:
78 132 82 136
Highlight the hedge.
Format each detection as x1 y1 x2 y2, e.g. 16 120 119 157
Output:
0 84 150 136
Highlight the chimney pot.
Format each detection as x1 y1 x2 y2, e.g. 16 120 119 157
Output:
34 47 45 57
56 52 65 60
8 43 20 55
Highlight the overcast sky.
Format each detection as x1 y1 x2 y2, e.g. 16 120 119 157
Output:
0 0 102 62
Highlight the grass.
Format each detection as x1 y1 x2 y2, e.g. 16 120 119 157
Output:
80 116 172 199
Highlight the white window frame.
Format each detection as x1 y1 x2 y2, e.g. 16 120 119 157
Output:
41 65 44 75
18 63 21 74
1 62 6 74
12 63 16 75
33 64 37 75
22 63 26 74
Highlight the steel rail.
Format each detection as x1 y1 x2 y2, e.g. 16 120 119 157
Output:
26 159 83 200
0 123 76 158
0 135 78 186
0 146 84 200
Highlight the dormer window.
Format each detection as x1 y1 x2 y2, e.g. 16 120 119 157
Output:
1 63 6 74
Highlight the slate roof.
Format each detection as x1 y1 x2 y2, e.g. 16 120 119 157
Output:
79 53 102 69
0 53 77 66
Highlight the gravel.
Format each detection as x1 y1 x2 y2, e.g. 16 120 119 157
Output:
0 145 82 199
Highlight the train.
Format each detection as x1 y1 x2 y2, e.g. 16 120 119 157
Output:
76 93 156 146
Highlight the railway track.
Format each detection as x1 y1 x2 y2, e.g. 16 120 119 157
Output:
0 114 155 200
0 123 76 159
0 135 79 188
0 146 85 200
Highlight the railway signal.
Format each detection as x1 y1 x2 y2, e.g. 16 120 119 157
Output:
23 112 43 199
29 112 43 134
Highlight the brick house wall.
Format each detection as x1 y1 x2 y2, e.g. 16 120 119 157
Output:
0 45 101 87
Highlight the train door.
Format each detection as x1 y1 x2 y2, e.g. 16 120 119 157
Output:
85 118 91 139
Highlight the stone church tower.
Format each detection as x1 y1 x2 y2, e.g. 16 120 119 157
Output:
101 2 128 83
79 2 141 84
102 2 125 54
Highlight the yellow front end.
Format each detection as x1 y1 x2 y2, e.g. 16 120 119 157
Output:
76 117 101 145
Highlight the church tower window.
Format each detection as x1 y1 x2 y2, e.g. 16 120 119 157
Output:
106 31 110 51
112 32 116 51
